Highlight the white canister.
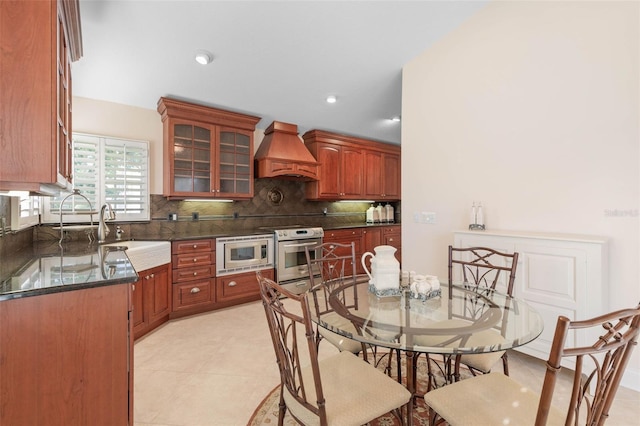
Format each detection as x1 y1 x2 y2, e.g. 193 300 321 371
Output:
384 203 394 223
374 204 383 223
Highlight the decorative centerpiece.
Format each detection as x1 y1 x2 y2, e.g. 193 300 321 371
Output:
409 275 441 301
362 245 401 297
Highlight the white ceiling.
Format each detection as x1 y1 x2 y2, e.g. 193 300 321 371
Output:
74 0 487 145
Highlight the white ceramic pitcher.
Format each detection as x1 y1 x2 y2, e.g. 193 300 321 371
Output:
361 245 400 291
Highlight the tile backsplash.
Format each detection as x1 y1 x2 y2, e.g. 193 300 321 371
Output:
27 178 399 243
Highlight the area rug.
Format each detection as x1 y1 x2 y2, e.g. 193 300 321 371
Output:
247 353 463 425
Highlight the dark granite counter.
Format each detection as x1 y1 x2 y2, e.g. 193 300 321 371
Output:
0 241 138 301
122 222 400 241
0 223 400 301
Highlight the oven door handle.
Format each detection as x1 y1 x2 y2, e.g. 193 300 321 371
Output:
283 242 319 248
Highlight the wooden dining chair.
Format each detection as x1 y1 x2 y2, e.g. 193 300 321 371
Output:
424 304 640 426
448 245 519 380
304 241 367 355
256 271 412 426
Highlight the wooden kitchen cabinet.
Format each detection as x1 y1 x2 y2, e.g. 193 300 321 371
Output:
0 0 82 193
304 140 364 199
382 225 402 264
361 225 402 271
157 97 260 199
171 238 216 317
132 263 172 339
363 150 401 200
303 130 400 201
0 284 132 425
216 269 274 306
324 228 364 275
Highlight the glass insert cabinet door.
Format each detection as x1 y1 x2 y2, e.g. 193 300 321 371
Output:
170 122 253 198
218 129 252 196
173 122 213 194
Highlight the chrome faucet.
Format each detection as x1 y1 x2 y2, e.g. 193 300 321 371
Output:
98 203 116 243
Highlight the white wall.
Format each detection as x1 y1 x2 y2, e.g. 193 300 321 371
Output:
73 97 164 194
402 0 639 387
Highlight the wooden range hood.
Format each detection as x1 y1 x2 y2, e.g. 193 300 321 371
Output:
255 121 319 180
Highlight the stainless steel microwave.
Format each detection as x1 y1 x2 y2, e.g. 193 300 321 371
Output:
215 234 274 276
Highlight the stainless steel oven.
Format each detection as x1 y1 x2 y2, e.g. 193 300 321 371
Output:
215 234 274 276
273 227 324 294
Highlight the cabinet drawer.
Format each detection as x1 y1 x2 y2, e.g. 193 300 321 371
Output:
325 228 363 239
173 279 215 311
172 239 215 254
382 225 401 235
173 265 215 283
217 269 273 303
384 233 401 245
172 252 214 269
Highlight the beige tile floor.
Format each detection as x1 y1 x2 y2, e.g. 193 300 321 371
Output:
134 299 640 426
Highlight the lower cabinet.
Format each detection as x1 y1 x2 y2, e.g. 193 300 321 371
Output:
217 269 274 306
382 225 402 264
324 228 364 275
0 284 133 425
453 230 607 369
132 263 172 340
170 238 216 318
172 277 216 314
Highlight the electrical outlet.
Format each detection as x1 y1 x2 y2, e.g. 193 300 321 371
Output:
191 212 199 221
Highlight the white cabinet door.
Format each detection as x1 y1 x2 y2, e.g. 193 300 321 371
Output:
453 230 607 369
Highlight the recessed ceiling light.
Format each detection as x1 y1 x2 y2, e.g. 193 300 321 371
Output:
326 95 337 104
195 50 213 65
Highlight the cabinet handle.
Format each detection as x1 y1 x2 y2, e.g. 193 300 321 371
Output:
389 238 394 242
132 284 135 291
151 274 154 278
145 275 150 280
190 287 201 294
228 281 237 287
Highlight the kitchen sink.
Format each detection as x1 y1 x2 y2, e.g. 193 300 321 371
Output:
102 240 171 272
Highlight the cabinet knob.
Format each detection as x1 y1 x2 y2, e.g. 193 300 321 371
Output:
190 287 201 294
193 244 198 249
145 275 150 279
132 284 135 291
193 272 198 276
389 238 394 242
228 281 237 287
193 258 198 262
151 274 155 278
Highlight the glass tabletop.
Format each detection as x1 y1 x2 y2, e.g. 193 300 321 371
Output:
311 275 544 355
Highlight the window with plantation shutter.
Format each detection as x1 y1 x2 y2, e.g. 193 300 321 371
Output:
43 133 150 223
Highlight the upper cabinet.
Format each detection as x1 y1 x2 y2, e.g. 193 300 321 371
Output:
363 150 401 200
303 130 401 201
157 98 261 199
0 0 82 194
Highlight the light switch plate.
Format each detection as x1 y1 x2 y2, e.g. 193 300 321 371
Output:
422 211 436 224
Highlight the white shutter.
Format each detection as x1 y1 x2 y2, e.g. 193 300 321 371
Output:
42 133 149 223
104 137 149 220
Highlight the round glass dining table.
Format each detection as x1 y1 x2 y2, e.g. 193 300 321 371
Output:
309 275 544 424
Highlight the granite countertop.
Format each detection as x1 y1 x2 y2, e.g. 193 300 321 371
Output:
1 223 400 301
130 222 400 241
0 241 138 301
